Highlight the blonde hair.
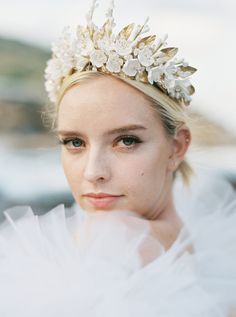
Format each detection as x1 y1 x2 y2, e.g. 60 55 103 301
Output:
43 70 195 186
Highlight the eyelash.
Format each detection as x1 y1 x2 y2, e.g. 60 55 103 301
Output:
58 135 142 150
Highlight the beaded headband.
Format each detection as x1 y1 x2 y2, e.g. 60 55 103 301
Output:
44 0 197 106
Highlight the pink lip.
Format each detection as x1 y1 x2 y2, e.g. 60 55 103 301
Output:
83 193 123 208
84 192 120 198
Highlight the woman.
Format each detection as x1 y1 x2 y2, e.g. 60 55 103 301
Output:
0 1 236 316
57 70 188 250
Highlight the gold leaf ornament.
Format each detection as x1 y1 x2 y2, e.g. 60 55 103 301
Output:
137 35 156 48
45 1 197 107
179 65 197 76
137 71 149 83
103 19 113 37
187 85 195 95
160 47 178 59
117 23 135 40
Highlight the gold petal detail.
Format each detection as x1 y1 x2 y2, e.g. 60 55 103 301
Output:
184 99 191 106
100 20 112 37
118 23 135 40
100 65 109 73
160 47 178 59
179 66 197 75
137 35 156 48
138 71 149 83
188 85 195 95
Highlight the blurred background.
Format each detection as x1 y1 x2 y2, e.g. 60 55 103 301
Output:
0 0 235 220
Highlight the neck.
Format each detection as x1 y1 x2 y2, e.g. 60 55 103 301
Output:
149 190 184 251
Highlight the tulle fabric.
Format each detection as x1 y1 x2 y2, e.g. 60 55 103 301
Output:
0 172 235 317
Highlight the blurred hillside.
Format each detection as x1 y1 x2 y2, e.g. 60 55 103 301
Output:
0 36 50 102
0 36 50 133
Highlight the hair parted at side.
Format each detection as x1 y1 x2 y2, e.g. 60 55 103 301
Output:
42 70 195 187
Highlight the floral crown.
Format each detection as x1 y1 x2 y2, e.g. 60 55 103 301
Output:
44 0 197 106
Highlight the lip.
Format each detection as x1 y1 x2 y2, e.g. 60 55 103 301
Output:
83 192 121 198
83 193 123 208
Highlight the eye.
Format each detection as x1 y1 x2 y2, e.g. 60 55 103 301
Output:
115 135 142 148
59 138 84 149
58 135 142 151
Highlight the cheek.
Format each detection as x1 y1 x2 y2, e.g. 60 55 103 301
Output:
119 148 167 193
141 156 166 186
61 152 81 189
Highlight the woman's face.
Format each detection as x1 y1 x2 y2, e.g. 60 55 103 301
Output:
57 75 178 219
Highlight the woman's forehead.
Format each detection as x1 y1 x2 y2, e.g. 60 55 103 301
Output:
60 76 147 108
58 98 160 134
59 77 157 119
57 75 164 137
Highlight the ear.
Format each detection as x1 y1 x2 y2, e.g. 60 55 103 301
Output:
167 124 191 172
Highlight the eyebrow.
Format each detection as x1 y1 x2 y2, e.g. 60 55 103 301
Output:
57 124 147 137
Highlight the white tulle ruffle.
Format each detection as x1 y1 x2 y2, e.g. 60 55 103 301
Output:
0 174 235 317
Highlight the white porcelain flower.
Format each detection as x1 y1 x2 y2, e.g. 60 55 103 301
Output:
76 27 95 55
75 55 89 71
147 65 165 85
45 80 55 102
122 59 141 77
90 49 107 67
97 36 114 54
45 59 61 82
124 54 132 61
133 48 139 56
138 47 154 67
61 59 74 76
165 62 178 79
114 38 133 56
81 37 95 56
44 77 61 103
106 52 123 73
167 79 192 103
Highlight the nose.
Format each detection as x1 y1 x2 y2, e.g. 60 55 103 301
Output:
83 147 111 183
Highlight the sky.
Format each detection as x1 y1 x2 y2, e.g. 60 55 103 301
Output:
0 0 236 136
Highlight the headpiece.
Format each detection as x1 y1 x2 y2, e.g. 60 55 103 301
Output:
44 0 197 106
